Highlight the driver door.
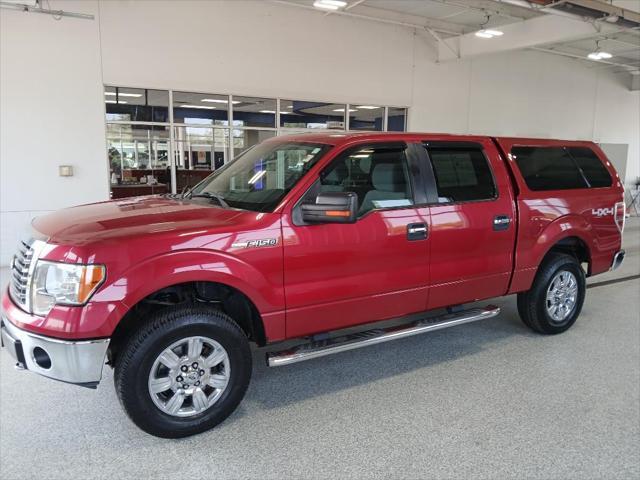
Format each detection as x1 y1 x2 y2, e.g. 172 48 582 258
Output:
281 142 431 339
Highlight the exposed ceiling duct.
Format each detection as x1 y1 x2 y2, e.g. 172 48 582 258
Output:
502 0 640 28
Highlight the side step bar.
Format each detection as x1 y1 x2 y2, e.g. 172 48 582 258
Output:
267 305 500 367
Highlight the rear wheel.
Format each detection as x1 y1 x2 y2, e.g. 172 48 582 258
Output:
114 306 251 438
517 253 586 334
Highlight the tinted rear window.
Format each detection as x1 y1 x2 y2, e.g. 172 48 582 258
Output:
512 146 611 191
567 147 612 188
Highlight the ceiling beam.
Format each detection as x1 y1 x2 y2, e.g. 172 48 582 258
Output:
341 3 469 34
531 46 639 71
435 0 539 20
437 11 623 61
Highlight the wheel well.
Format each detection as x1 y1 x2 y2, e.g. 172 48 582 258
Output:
107 281 266 366
544 236 591 274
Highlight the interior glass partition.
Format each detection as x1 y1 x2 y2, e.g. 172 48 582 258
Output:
105 86 408 199
279 100 346 130
106 124 171 199
349 105 384 131
173 125 230 193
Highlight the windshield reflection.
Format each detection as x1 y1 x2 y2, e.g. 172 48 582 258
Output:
190 141 331 212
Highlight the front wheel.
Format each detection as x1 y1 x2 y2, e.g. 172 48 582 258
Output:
517 253 586 334
114 306 252 438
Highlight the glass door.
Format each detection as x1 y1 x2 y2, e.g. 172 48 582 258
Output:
106 124 171 199
173 126 230 194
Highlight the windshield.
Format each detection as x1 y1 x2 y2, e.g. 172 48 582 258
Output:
190 141 331 212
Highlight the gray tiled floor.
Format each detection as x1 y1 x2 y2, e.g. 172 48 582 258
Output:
1 220 638 479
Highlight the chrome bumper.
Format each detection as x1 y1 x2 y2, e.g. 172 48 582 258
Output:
611 250 625 271
1 317 109 388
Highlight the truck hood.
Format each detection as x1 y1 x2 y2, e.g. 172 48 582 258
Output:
32 196 262 246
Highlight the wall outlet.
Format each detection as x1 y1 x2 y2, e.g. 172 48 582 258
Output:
58 165 74 177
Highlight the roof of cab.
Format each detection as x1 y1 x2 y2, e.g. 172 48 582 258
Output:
267 131 492 146
265 131 599 148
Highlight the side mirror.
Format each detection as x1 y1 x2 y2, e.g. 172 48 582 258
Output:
301 192 358 224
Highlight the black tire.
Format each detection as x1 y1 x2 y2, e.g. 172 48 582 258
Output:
114 306 252 438
517 253 586 334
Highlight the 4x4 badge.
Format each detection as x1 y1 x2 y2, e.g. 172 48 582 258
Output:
592 207 614 217
231 238 278 249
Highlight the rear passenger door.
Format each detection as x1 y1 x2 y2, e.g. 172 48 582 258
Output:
421 139 517 309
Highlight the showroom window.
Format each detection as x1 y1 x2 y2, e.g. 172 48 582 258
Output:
387 107 408 132
426 147 497 203
349 105 384 131
105 87 169 123
279 100 346 130
106 124 171 198
173 91 229 125
104 85 408 198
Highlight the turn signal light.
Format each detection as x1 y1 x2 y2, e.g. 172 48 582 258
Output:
324 210 351 217
78 265 107 304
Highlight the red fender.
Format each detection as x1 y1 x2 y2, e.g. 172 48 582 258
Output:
93 249 286 341
509 214 592 293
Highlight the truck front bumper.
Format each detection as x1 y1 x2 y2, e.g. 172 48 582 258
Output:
1 316 109 388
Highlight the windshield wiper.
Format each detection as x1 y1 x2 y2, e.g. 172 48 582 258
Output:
190 191 230 209
180 185 193 199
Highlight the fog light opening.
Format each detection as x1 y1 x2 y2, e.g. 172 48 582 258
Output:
33 347 52 369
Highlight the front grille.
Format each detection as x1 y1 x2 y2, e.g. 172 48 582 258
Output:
9 239 35 311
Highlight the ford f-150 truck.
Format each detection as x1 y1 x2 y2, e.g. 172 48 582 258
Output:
1 132 626 437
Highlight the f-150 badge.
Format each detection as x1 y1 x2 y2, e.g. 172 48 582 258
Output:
231 238 278 249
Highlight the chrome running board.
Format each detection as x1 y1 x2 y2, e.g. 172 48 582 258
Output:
266 305 500 367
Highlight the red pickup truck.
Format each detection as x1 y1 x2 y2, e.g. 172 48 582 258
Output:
1 133 625 437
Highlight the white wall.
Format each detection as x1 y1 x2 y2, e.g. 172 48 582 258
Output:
1 0 638 264
1 0 108 262
97 0 415 106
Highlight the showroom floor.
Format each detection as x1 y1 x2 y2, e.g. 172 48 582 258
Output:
1 219 638 480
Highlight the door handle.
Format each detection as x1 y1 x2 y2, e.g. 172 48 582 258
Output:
493 215 511 231
407 223 428 241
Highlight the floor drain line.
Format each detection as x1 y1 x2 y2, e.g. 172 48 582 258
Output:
587 274 640 289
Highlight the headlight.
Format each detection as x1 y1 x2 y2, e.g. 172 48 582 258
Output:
31 261 106 316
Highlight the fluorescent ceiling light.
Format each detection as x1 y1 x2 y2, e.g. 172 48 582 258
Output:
333 108 357 112
181 104 216 109
104 92 142 98
356 106 380 110
105 100 128 104
313 0 347 11
248 170 267 185
260 110 295 115
475 29 503 39
587 51 612 60
201 98 240 104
